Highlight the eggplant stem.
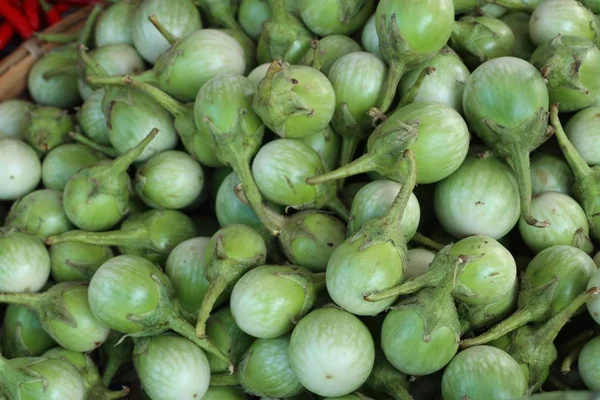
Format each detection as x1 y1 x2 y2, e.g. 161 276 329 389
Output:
410 232 445 251
108 128 158 174
561 343 584 374
210 371 241 386
0 292 41 310
36 32 79 43
365 271 439 302
168 312 234 374
385 150 417 225
101 386 130 399
90 75 189 119
460 306 536 348
195 275 229 339
306 153 377 186
550 103 593 182
78 44 108 78
69 131 118 158
508 143 549 228
271 0 288 22
538 287 600 349
308 38 323 71
486 0 536 11
46 225 148 248
77 5 103 46
398 66 436 108
336 135 361 191
374 59 406 117
321 194 348 222
101 357 122 388
148 15 177 45
233 181 283 236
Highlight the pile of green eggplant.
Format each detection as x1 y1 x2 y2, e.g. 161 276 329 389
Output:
3 0 600 399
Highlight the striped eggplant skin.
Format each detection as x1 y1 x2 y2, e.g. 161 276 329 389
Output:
154 29 246 102
0 230 49 293
252 139 332 207
133 334 211 400
349 180 421 240
288 307 375 397
519 192 591 254
434 151 520 240
441 345 527 400
529 0 600 47
328 51 388 133
238 335 304 398
131 0 202 64
298 0 375 36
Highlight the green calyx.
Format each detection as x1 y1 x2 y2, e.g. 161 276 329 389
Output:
202 104 264 168
0 282 105 351
505 287 600 394
252 61 317 137
102 263 234 373
307 119 419 186
450 16 516 66
198 0 241 30
62 129 158 232
278 210 346 272
550 104 600 241
382 253 467 375
234 187 346 267
257 0 313 64
25 106 74 155
482 108 553 227
390 281 462 344
300 35 362 75
205 307 254 373
0 355 81 399
98 331 133 387
1 305 56 359
459 281 519 334
531 35 600 112
365 356 412 400
0 282 79 327
460 273 561 348
198 76 274 233
533 35 594 94
85 74 217 168
365 245 467 302
343 149 418 276
271 266 326 324
43 347 129 400
195 225 267 338
373 12 438 115
47 209 197 265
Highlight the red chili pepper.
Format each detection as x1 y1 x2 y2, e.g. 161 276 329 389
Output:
54 2 71 12
50 0 100 4
0 21 15 50
24 0 40 30
38 0 61 25
0 1 34 38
